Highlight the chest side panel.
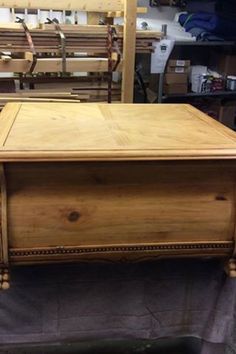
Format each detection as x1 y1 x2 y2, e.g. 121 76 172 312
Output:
5 161 236 263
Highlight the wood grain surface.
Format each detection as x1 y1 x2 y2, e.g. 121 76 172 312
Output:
5 161 235 262
0 103 235 265
0 103 236 161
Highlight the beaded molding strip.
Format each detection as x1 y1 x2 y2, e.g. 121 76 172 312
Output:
10 242 233 258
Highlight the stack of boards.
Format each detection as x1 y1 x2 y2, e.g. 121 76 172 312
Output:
0 24 161 103
0 79 121 110
0 24 161 55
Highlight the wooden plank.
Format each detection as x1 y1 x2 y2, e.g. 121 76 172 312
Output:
0 58 123 73
107 7 147 17
0 23 37 30
6 162 235 255
0 0 124 11
121 0 137 103
0 98 82 103
87 12 101 25
0 92 88 99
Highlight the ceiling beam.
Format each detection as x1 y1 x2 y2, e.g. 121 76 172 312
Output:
0 0 124 12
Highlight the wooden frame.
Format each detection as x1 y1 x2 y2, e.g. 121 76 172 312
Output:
0 0 137 102
0 58 122 73
0 0 125 12
121 0 137 103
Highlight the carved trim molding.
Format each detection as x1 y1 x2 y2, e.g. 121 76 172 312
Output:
10 242 234 259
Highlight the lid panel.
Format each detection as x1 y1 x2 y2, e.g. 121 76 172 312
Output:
0 103 236 161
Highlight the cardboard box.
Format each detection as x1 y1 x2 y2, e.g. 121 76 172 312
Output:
219 101 236 129
164 83 188 95
167 66 189 74
164 73 188 84
168 60 191 68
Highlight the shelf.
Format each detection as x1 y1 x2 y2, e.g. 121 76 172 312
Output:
174 41 236 47
162 91 236 100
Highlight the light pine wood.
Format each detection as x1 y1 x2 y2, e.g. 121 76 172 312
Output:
0 0 124 12
0 103 236 161
0 103 235 275
87 12 102 25
121 0 137 103
0 103 21 147
6 161 235 253
107 7 147 17
0 58 122 73
0 92 87 99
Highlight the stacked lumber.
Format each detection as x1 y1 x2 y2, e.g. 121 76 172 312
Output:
0 25 162 55
0 58 118 73
0 78 121 110
32 80 121 102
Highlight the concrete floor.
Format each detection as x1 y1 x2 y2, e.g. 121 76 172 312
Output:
0 337 202 354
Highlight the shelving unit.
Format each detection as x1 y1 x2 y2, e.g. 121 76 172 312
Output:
163 90 236 101
158 40 236 103
175 41 236 47
0 0 139 103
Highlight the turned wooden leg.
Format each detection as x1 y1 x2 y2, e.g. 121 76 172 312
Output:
0 268 10 290
225 258 236 278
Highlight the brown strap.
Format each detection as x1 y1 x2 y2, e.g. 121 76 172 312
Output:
17 17 37 73
107 25 113 104
112 27 122 72
47 18 67 75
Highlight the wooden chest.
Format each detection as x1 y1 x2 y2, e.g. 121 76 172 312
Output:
1 102 236 289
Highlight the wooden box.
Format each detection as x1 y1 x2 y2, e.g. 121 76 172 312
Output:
1 102 236 289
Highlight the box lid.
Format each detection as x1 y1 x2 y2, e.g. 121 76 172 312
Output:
0 102 236 161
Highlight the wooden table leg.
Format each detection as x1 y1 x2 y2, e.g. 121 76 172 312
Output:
0 267 10 290
225 258 236 278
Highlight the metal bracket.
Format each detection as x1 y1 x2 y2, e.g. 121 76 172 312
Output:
47 18 67 76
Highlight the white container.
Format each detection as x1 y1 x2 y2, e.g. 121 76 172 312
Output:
227 76 236 91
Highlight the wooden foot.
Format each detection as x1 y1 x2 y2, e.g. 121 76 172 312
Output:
225 258 236 278
0 268 10 290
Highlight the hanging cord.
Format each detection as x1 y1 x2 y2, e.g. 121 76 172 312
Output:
16 17 37 74
46 18 67 76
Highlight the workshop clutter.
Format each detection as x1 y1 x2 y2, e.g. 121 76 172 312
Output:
164 58 236 95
